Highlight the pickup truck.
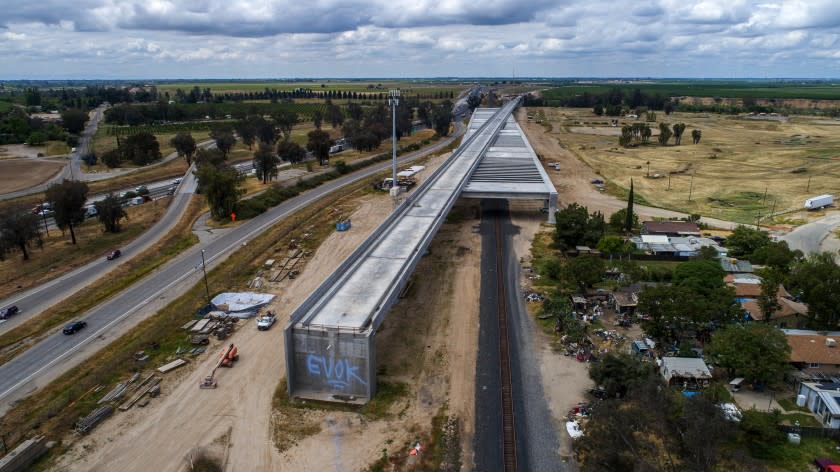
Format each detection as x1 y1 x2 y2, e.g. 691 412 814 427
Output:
256 311 276 331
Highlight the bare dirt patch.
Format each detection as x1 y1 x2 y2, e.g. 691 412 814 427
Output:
529 106 840 224
0 144 48 159
0 159 64 193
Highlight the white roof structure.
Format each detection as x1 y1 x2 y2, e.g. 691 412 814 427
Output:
460 109 557 205
641 235 670 244
660 357 712 381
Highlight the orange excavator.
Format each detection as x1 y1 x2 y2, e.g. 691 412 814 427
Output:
199 343 239 389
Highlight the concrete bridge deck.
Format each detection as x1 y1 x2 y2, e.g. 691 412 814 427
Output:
284 97 555 402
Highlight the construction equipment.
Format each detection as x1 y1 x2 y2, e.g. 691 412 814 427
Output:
199 343 238 389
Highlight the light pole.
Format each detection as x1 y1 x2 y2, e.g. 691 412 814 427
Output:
388 89 400 194
200 249 210 303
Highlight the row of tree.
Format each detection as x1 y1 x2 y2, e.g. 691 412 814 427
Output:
619 122 701 147
0 107 87 145
101 132 163 167
0 181 128 261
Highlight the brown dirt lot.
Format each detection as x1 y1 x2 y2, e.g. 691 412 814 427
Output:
529 106 840 224
0 159 64 193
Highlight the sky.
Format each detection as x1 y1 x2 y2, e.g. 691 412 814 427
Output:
1 0 840 79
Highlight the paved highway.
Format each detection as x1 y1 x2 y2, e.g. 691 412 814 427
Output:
0 105 107 201
0 123 465 411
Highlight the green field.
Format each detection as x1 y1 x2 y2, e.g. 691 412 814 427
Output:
541 81 840 101
154 80 465 97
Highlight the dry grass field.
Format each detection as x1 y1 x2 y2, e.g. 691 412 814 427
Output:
537 107 840 224
0 159 64 193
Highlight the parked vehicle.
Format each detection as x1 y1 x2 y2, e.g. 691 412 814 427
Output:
256 311 276 331
106 249 121 260
135 185 148 194
0 305 20 319
63 320 87 334
85 206 98 218
804 194 834 210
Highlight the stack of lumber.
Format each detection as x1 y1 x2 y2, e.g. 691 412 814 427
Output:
75 406 113 434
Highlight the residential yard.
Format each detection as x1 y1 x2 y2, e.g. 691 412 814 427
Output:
763 437 840 472
537 107 840 224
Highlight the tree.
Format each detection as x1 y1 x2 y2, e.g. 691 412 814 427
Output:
726 225 770 258
194 164 244 220
657 122 672 145
672 123 686 145
170 132 197 165
593 104 604 116
432 103 452 136
325 102 344 128
312 110 323 129
707 323 790 386
565 254 605 290
788 252 840 328
273 110 297 141
252 144 280 184
589 352 656 398
122 132 162 166
750 240 801 271
94 194 128 233
45 180 89 245
194 148 226 168
60 108 89 135
277 139 307 164
691 129 702 144
739 410 785 459
596 236 631 261
234 119 257 150
673 259 726 294
625 179 634 233
609 208 637 232
210 126 236 158
0 208 42 261
306 129 332 166
554 203 592 248
255 118 277 145
757 269 783 322
101 148 121 168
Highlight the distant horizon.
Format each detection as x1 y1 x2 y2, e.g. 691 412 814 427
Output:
3 77 840 83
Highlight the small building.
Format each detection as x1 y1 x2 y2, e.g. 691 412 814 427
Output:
660 357 712 388
610 289 638 315
641 221 701 237
787 332 840 374
720 258 754 274
797 382 840 428
742 297 808 327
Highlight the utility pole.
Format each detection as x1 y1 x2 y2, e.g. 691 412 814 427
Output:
388 89 400 198
688 173 694 201
762 184 768 204
807 176 811 192
770 198 777 219
200 249 210 303
41 201 49 237
667 173 671 191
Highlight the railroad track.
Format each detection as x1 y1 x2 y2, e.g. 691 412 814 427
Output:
494 204 518 472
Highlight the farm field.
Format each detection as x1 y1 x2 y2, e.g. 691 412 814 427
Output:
154 80 466 97
0 159 64 193
536 107 840 224
541 81 840 101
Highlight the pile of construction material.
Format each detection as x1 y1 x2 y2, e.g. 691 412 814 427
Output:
76 406 113 434
0 436 47 472
182 314 239 340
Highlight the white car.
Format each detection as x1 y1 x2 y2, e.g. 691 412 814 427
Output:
256 312 276 331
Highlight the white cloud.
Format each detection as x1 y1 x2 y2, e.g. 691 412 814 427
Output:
0 0 838 78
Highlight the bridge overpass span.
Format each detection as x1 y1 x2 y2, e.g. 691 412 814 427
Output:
284 97 556 403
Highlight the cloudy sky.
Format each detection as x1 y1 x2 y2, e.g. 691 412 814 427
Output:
1 0 839 79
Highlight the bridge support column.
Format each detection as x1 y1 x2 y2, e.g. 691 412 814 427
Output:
285 326 376 404
546 192 558 224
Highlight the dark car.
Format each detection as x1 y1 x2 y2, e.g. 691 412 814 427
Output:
0 305 19 319
106 249 121 261
63 320 87 335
